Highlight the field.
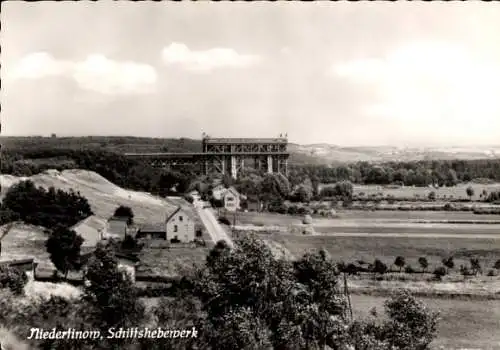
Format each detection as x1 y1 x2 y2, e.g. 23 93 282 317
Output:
235 210 500 226
352 294 500 350
349 183 500 201
234 210 500 273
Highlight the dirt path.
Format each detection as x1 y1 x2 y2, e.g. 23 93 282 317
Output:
196 207 234 248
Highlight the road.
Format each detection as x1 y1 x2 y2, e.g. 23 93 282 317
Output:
195 205 234 248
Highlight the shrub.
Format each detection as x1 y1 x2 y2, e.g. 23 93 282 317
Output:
487 269 496 277
218 217 231 226
372 259 388 275
405 265 415 274
418 257 429 273
0 266 28 295
494 259 500 270
433 266 447 280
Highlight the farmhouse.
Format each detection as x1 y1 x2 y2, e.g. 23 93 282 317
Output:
166 206 195 243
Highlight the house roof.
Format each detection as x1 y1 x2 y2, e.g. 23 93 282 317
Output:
0 258 34 267
108 216 129 222
223 186 240 197
138 223 165 233
71 215 108 248
165 206 194 223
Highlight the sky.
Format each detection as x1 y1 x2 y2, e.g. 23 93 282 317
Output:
2 2 500 147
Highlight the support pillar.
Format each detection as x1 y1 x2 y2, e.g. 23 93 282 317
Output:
267 155 273 174
231 155 237 179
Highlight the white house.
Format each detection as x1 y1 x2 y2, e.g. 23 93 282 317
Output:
222 187 242 212
166 206 195 243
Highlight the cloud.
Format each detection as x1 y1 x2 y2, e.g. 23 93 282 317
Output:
332 42 500 128
161 42 261 72
9 52 157 95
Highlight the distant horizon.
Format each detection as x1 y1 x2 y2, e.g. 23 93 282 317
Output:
1 133 499 149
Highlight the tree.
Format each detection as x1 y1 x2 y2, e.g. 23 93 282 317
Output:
470 257 482 275
334 181 354 200
427 191 436 201
494 259 500 270
2 181 92 229
113 205 134 225
194 236 350 349
394 256 406 272
383 290 439 349
442 256 455 273
45 224 84 279
294 185 313 203
372 259 388 276
418 257 429 273
466 186 475 201
83 245 145 334
460 265 471 279
433 266 447 280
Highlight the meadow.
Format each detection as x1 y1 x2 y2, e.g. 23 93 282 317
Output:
351 294 500 350
235 210 500 226
350 183 500 201
257 233 500 271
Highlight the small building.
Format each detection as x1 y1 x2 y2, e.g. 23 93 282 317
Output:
0 258 35 274
71 215 108 247
107 216 129 238
211 184 227 201
136 224 167 240
166 206 195 243
222 187 241 212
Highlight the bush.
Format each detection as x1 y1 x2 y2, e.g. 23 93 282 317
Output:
0 266 28 295
405 265 415 274
433 266 447 280
487 269 496 277
218 217 231 225
494 259 500 270
372 259 388 275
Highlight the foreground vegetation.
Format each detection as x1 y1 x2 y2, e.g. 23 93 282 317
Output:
0 237 439 350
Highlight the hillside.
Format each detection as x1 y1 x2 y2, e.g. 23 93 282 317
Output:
289 143 500 163
2 136 500 165
0 169 177 225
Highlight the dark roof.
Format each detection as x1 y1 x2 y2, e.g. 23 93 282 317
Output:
0 258 35 267
108 216 129 222
138 224 165 233
166 206 182 223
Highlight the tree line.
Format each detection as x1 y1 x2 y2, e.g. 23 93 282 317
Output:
3 147 500 194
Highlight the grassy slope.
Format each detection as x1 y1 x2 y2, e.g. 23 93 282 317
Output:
0 169 177 225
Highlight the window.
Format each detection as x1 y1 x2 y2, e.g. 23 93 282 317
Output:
174 225 178 232
179 215 183 222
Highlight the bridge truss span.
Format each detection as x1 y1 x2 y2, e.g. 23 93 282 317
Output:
124 136 290 179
